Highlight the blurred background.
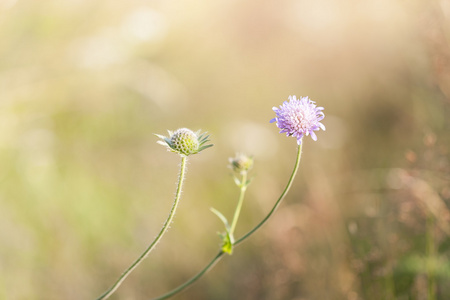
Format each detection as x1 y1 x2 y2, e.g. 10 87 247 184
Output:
0 0 449 299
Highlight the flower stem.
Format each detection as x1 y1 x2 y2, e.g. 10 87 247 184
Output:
151 144 303 299
153 250 225 300
229 172 248 238
97 156 188 300
234 143 302 246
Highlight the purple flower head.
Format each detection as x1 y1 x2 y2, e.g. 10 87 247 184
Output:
270 95 325 145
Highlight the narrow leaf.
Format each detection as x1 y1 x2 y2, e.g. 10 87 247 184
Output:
233 175 241 186
210 207 230 230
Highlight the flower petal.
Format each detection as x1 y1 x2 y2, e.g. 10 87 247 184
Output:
319 123 326 131
271 95 325 143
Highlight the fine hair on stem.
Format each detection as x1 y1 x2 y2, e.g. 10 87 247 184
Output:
97 156 188 300
152 144 302 299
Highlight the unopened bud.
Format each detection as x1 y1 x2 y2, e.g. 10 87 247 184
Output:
156 128 213 156
229 153 253 173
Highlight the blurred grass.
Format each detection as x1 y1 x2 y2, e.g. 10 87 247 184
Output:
0 0 450 299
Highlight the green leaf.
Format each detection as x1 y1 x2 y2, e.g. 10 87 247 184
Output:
233 175 241 186
211 208 235 254
210 207 230 231
221 231 233 254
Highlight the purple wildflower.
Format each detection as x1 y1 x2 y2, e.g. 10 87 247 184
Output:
270 95 325 145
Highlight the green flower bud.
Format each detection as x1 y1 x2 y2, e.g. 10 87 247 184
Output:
156 128 213 156
170 128 199 156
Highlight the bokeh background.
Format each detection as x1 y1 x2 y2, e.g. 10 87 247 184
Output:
1 0 449 299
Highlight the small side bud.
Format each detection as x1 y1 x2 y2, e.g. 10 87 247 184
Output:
229 153 253 174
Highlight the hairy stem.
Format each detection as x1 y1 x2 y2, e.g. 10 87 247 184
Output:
97 156 188 300
151 144 303 299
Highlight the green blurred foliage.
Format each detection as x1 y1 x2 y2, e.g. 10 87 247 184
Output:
0 0 449 299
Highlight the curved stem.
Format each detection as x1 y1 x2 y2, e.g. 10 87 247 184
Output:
152 251 225 300
229 172 247 238
151 144 302 299
97 156 188 300
234 144 302 246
